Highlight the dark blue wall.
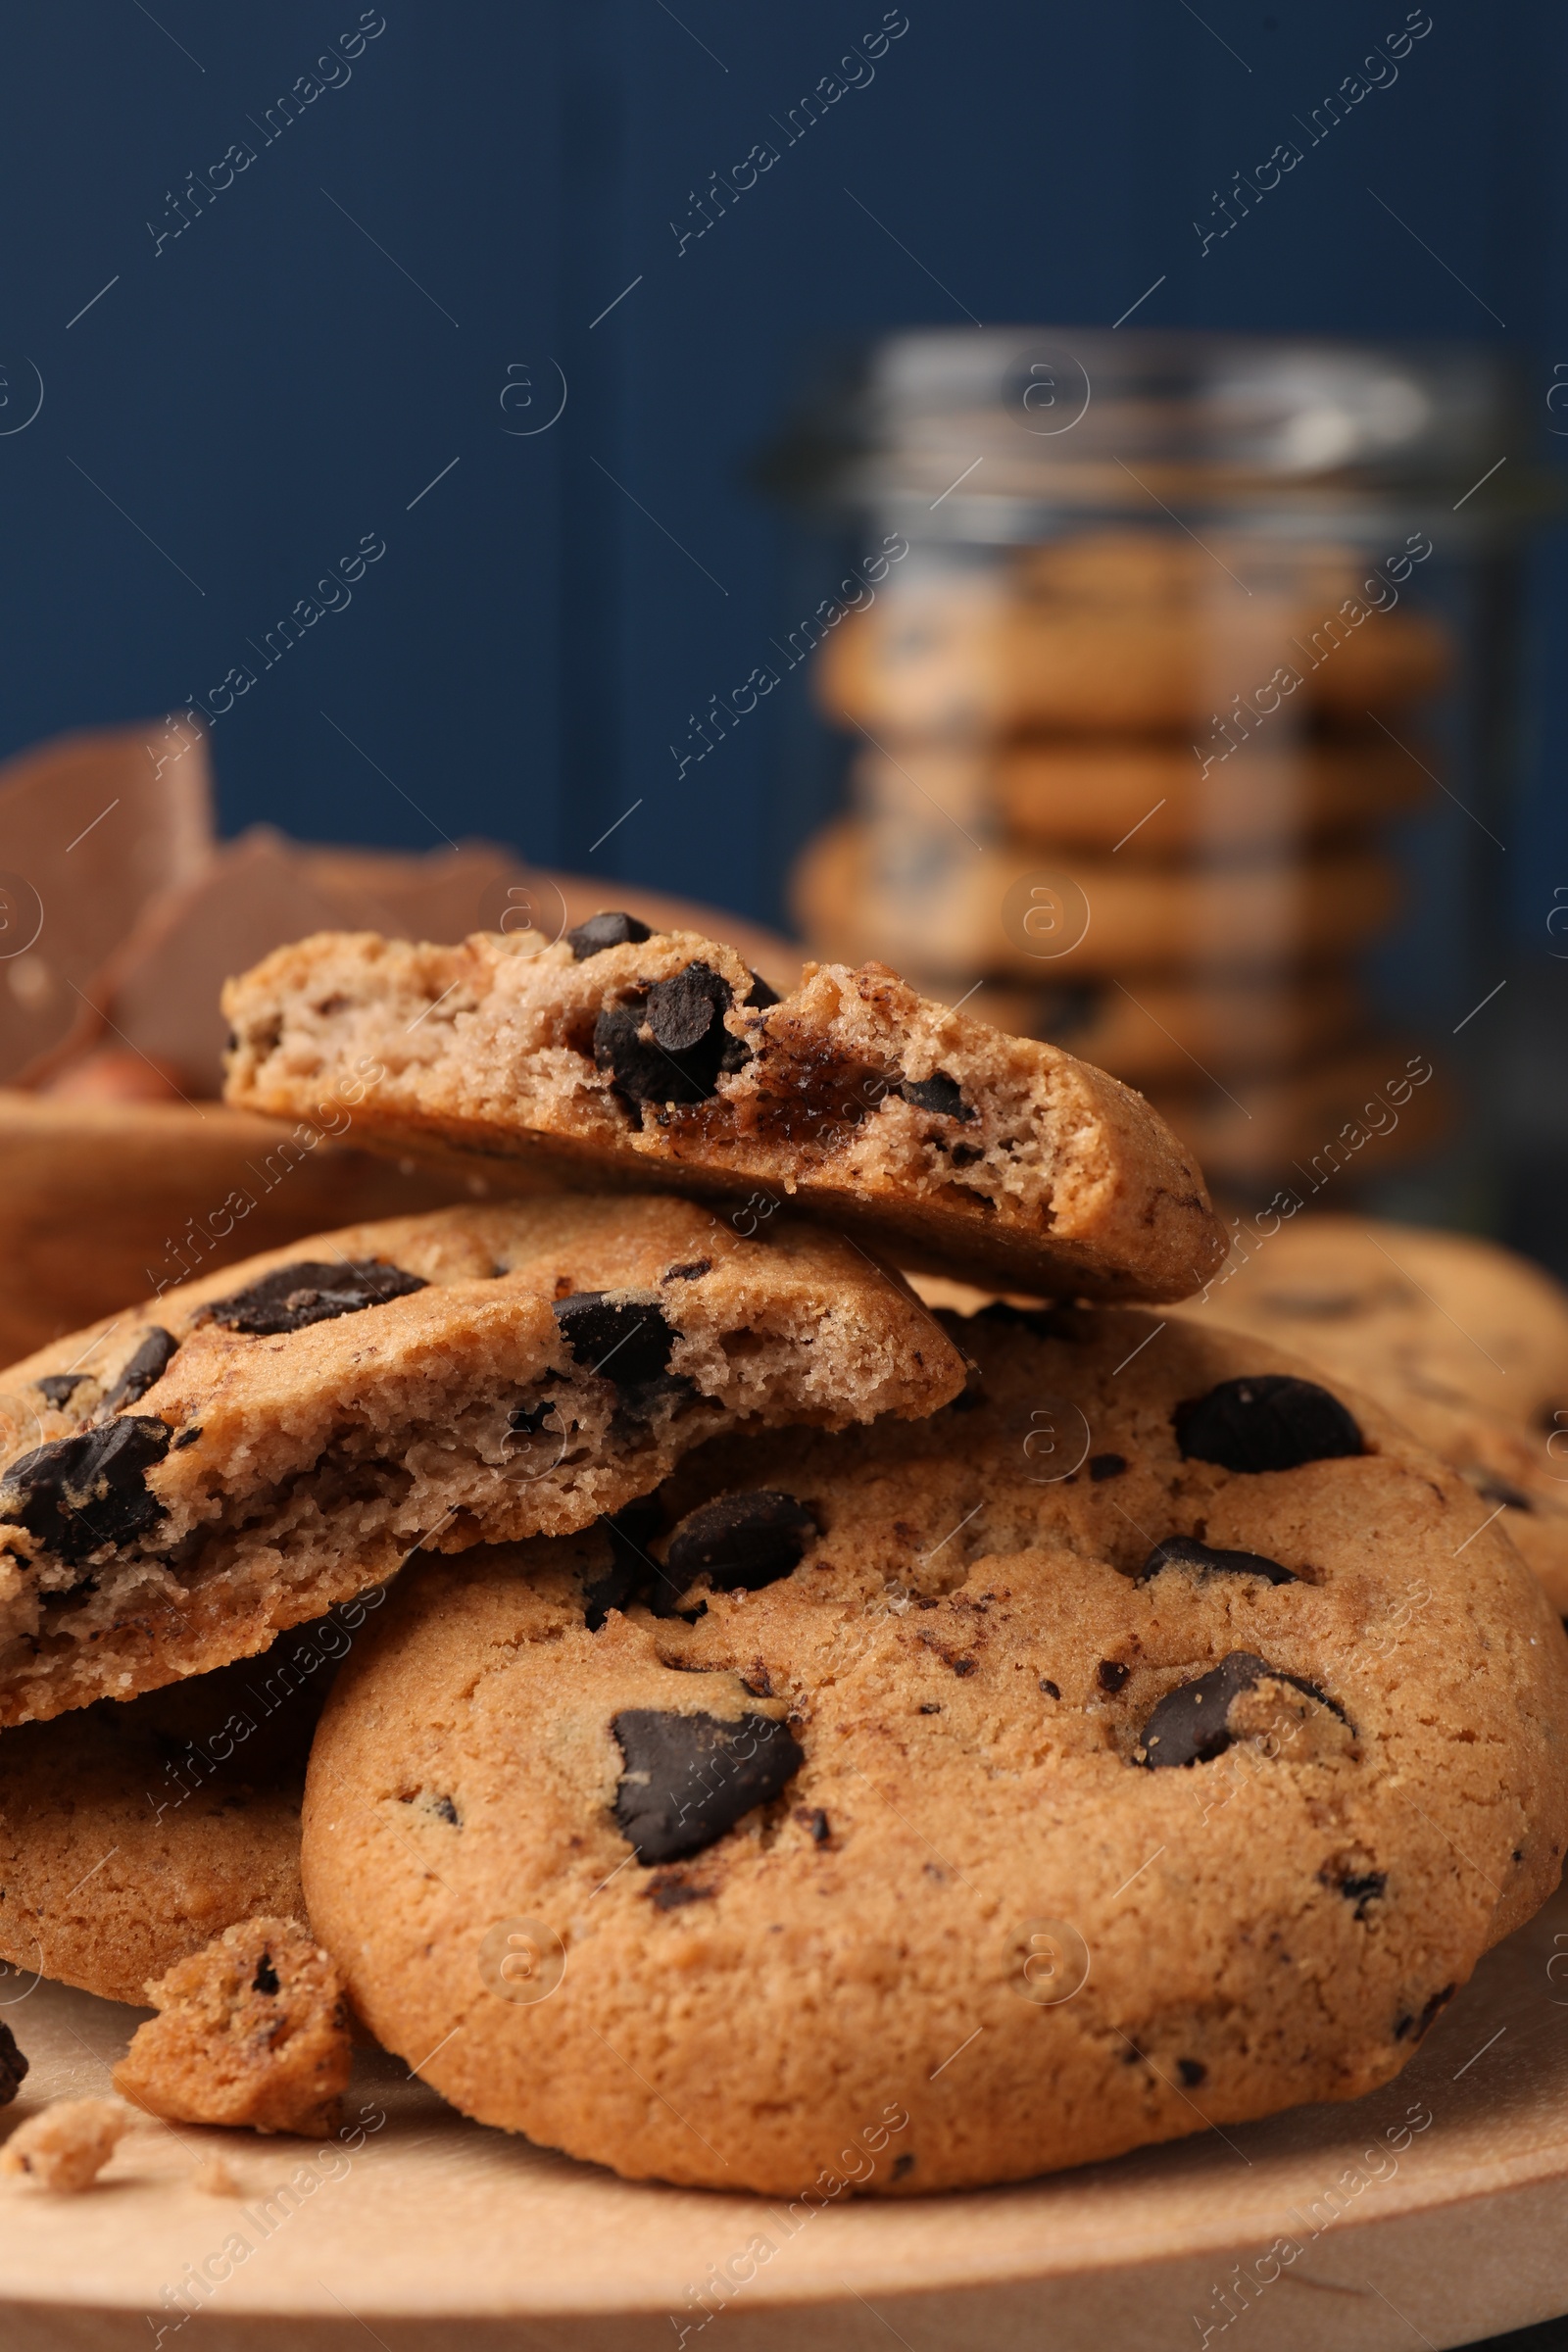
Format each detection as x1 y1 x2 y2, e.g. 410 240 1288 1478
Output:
1 1 1562 932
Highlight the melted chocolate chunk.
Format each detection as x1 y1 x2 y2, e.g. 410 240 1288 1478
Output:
252 1953 280 1996
1141 1649 1344 1769
0 1417 172 1565
1173 1376 1363 1473
204 1259 426 1337
0 2021 28 2107
664 1492 816 1593
1395 1984 1454 2042
1138 1536 1298 1588
1324 1867 1387 1921
1089 1452 1126 1481
99 1328 179 1416
595 962 738 1105
647 1876 714 1911
34 1375 87 1410
1097 1659 1131 1693
612 1708 805 1863
583 1498 662 1630
554 1293 675 1386
567 909 652 958
900 1072 975 1121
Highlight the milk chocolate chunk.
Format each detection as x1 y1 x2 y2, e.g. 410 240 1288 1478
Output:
99 1328 179 1415
0 1417 172 1564
1173 1375 1363 1473
567 910 652 958
664 1492 816 1592
612 1708 806 1863
1138 1535 1298 1587
203 1259 427 1337
553 1294 676 1388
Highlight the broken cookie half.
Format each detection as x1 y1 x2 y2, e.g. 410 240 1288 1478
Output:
220 921 1224 1298
0 1195 964 1726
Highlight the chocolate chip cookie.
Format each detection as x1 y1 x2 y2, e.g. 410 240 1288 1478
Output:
301 1307 1568 2195
220 926 1224 1298
1178 1218 1568 1609
0 1196 964 1727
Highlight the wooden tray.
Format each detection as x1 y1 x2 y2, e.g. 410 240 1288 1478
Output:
3 1886 1566 2350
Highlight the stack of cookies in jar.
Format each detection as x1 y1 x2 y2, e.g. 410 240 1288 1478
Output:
0 900 1566 2208
793 526 1453 1193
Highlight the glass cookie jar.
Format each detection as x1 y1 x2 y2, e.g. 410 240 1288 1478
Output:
760 327 1555 1231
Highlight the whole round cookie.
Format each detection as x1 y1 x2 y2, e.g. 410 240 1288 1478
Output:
1177 1217 1568 1608
302 1308 1568 2196
0 1612 341 2003
0 1196 964 1728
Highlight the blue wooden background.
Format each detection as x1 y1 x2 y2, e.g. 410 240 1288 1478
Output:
1 1 1563 944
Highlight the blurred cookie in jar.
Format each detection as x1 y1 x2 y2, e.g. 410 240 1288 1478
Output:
815 531 1451 737
791 814 1397 981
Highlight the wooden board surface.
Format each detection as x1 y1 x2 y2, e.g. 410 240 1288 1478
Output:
1 1886 1566 2350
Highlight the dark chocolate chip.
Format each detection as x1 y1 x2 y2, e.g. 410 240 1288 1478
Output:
35 1375 87 1409
430 1795 460 1826
0 1417 172 1565
1140 1649 1345 1769
172 1426 203 1450
664 1492 817 1593
1324 1867 1386 1921
99 1328 179 1416
953 1656 977 1677
892 2153 914 2180
1173 1375 1363 1473
918 1701 942 1714
664 1260 711 1283
203 1258 427 1337
1097 1659 1131 1693
745 971 780 1009
1138 1536 1298 1588
1039 1679 1060 1699
650 962 729 1054
252 1953 280 1996
0 2021 28 2107
900 1072 975 1121
801 1807 831 1844
554 1293 675 1387
567 910 652 958
1394 1984 1454 2043
1089 1453 1127 1482
583 1498 662 1630
1475 1473 1532 1511
612 1708 805 1863
1177 2058 1206 2087
647 1875 713 1911
595 962 738 1104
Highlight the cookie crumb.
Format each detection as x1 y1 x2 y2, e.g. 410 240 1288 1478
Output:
1 2098 131 2191
113 1915 351 2138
